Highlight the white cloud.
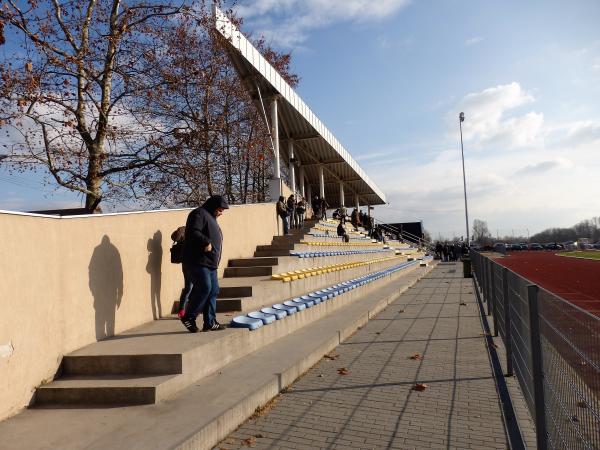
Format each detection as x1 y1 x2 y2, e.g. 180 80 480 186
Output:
464 36 483 46
452 82 544 149
234 0 411 48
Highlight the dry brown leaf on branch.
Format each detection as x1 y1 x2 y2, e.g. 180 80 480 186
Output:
412 383 429 391
337 367 350 375
409 353 422 360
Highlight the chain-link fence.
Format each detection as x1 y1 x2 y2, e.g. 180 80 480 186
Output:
471 251 600 450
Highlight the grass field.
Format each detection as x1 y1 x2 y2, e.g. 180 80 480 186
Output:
562 251 600 260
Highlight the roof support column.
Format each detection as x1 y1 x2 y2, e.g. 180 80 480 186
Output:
318 164 325 198
355 194 360 210
288 139 296 195
306 184 312 205
269 97 281 199
339 181 345 207
299 165 305 199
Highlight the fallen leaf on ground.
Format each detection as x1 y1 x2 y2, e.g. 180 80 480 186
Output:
375 332 381 335
399 309 405 313
318 374 324 377
338 367 350 375
577 401 588 409
412 383 429 391
460 302 468 306
409 353 422 360
241 436 256 446
255 433 265 438
324 353 339 360
490 343 499 349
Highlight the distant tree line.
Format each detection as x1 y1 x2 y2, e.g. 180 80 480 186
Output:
471 217 600 245
530 217 600 243
0 1 297 212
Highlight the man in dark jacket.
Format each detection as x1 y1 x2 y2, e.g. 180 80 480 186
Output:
180 195 229 332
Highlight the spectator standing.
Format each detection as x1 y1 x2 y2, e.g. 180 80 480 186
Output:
350 208 360 231
180 195 229 333
276 196 289 235
313 195 321 219
296 197 306 228
286 195 296 229
320 197 329 220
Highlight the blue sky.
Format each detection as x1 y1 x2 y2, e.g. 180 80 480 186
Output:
2 0 600 239
230 0 600 239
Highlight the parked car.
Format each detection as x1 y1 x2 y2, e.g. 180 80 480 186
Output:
594 242 600 250
529 243 544 250
508 243 522 251
544 243 563 250
493 243 507 253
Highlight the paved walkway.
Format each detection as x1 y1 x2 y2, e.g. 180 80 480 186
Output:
216 263 510 450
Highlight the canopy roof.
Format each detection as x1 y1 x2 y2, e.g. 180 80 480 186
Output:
214 7 386 206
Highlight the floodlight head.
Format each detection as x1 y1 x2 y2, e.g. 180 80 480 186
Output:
459 112 465 122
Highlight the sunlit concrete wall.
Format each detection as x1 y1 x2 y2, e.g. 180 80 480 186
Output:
0 203 279 421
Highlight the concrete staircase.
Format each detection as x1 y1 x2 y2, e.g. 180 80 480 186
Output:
1 218 433 450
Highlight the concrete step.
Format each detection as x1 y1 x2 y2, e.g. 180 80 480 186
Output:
228 257 279 267
217 286 253 298
256 243 294 251
254 249 290 257
35 374 180 406
223 266 273 278
0 264 436 450
62 354 182 376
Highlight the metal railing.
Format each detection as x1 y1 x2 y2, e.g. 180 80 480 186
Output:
372 218 434 250
471 251 600 450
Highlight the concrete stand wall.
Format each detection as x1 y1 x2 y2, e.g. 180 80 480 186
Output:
0 204 279 421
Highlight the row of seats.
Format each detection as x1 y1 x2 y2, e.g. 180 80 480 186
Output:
299 240 385 247
290 249 395 258
308 232 370 240
271 255 405 282
230 259 429 330
311 224 366 236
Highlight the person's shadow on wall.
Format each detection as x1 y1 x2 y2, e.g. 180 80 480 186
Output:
146 230 163 319
89 235 124 340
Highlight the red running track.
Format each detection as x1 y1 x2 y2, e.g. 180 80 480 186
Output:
495 251 600 317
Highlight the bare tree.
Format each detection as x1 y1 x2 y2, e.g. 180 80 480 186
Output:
0 0 183 212
135 3 298 207
472 219 491 244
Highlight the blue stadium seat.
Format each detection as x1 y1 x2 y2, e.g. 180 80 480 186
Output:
273 303 297 314
247 311 276 324
260 307 287 319
231 316 263 330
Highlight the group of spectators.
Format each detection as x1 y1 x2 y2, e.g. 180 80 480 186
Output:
276 194 307 235
434 241 468 262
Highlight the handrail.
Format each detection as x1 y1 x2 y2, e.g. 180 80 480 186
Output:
371 217 434 250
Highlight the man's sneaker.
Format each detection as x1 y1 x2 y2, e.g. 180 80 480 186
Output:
180 316 198 333
203 321 224 332
177 308 186 319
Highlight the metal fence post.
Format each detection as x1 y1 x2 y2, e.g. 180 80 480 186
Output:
486 259 492 316
503 267 513 376
491 262 498 336
527 284 548 450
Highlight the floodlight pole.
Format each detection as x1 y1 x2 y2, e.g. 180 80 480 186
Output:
459 112 470 246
